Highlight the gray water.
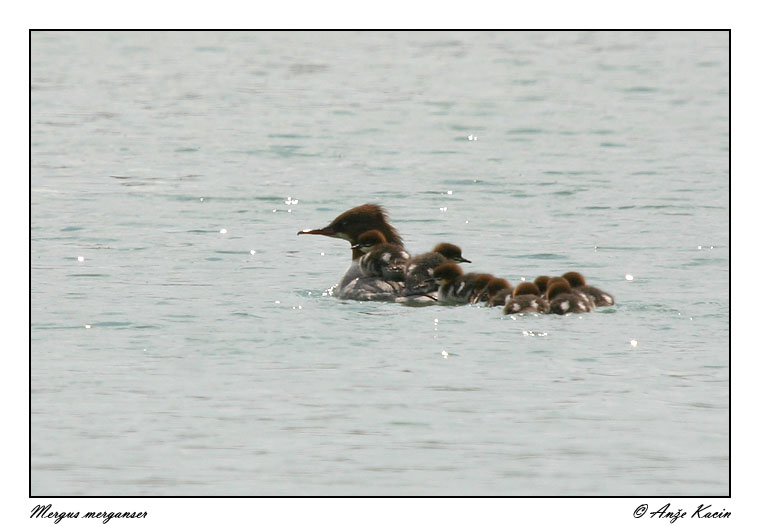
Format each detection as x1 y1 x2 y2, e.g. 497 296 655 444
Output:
31 31 729 496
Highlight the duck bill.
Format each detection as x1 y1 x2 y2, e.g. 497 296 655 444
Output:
457 257 472 263
297 227 337 237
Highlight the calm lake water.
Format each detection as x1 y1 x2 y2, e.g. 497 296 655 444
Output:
31 31 729 496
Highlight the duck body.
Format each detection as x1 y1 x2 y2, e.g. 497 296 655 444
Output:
483 278 512 307
562 272 614 307
338 260 407 301
546 281 593 314
353 230 410 281
405 243 470 295
503 282 548 314
467 273 496 303
431 263 475 305
404 252 447 295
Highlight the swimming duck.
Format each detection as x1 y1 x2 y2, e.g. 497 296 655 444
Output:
352 230 410 281
297 204 406 300
546 280 593 314
484 277 513 307
430 263 476 305
503 282 549 314
405 242 471 295
562 271 614 307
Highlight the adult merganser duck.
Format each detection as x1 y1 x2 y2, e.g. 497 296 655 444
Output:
404 242 471 295
351 230 410 281
546 280 593 315
298 204 407 301
503 282 548 314
561 271 615 307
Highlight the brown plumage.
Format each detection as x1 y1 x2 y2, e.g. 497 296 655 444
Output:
405 242 470 295
561 271 614 307
298 204 403 260
353 230 410 280
503 282 548 314
484 278 512 307
546 281 592 314
467 273 496 303
533 275 551 295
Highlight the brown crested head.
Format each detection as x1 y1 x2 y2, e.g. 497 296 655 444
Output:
470 273 495 291
546 276 571 291
351 230 388 252
433 243 471 263
432 263 463 284
562 271 587 288
513 282 540 297
546 281 572 301
297 204 402 246
533 275 551 294
486 277 511 297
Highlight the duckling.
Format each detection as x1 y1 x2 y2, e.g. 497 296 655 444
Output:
546 281 593 315
562 271 614 307
351 230 410 281
430 263 475 305
483 278 513 307
467 273 496 303
503 282 549 314
533 275 551 296
405 242 471 295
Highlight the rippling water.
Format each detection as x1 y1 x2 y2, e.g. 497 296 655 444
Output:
31 31 728 495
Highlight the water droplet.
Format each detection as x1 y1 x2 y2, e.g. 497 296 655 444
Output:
441 350 449 359
447 190 453 195
200 197 204 202
219 228 227 234
250 249 256 255
84 324 91 329
274 301 280 304
625 274 634 281
77 256 85 262
697 245 702 250
630 339 638 347
320 252 325 256
439 207 448 212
